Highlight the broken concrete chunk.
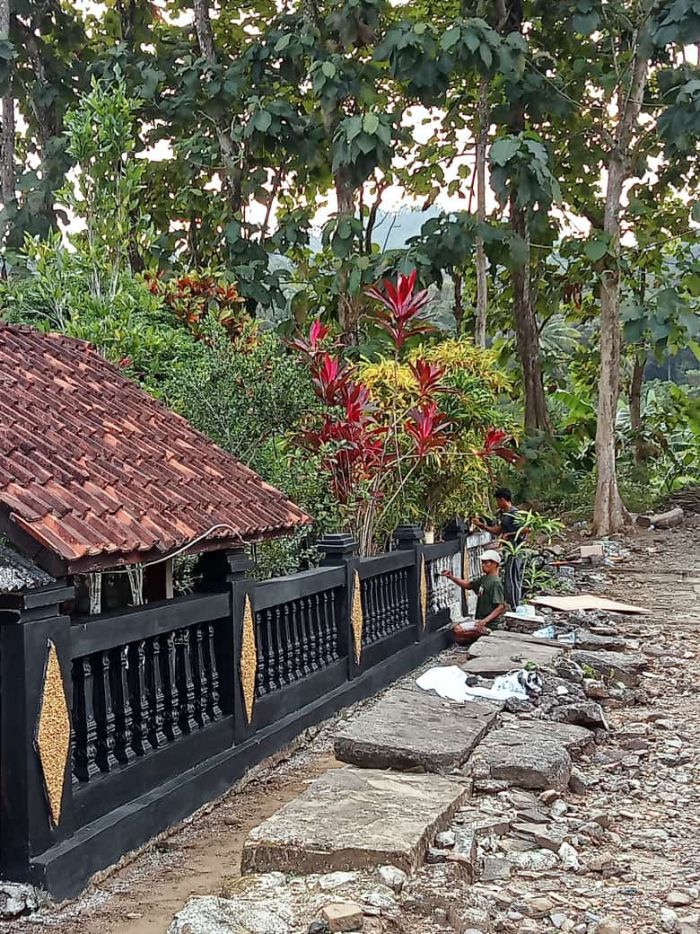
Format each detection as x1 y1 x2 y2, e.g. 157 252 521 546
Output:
321 902 364 932
462 633 563 676
469 733 572 791
166 895 292 934
552 701 609 730
467 718 595 792
375 866 407 893
242 768 468 875
506 849 559 872
0 883 42 920
480 856 512 881
558 841 580 871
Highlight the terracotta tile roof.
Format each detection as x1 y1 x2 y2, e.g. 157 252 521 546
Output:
0 324 311 573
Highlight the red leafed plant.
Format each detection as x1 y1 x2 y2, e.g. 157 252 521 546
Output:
477 428 520 464
146 270 246 341
365 270 434 350
408 360 447 400
289 274 455 554
405 403 452 457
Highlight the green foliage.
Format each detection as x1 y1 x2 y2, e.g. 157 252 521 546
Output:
165 321 342 572
489 133 562 219
165 322 315 474
0 236 197 395
358 338 513 531
58 75 152 297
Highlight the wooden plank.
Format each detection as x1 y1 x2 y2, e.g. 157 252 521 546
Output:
531 594 650 614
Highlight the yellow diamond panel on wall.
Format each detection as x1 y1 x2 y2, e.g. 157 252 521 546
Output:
35 639 70 827
240 594 257 724
351 570 364 663
420 556 428 628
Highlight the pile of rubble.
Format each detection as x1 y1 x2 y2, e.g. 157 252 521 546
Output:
166 582 700 934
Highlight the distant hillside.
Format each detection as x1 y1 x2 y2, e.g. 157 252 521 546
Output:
309 206 442 252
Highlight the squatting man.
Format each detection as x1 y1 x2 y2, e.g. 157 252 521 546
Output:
441 549 507 643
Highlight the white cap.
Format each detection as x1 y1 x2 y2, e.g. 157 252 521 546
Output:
479 549 502 565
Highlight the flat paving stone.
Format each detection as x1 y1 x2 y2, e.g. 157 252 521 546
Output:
241 767 468 876
465 720 594 792
462 632 564 675
334 685 500 773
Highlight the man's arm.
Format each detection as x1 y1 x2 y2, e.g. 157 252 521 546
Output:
440 570 473 590
478 602 507 626
473 518 502 535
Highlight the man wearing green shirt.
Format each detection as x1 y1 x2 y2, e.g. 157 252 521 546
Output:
441 549 507 640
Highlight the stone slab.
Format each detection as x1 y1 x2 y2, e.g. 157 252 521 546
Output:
462 633 564 676
241 767 469 876
465 720 594 792
570 649 647 685
334 685 500 773
571 631 628 652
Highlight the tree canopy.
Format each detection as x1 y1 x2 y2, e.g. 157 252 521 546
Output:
1 0 698 542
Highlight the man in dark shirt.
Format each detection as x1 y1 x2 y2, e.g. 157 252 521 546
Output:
441 549 507 639
473 487 524 610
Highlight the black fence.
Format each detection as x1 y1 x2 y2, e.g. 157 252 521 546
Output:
0 524 490 899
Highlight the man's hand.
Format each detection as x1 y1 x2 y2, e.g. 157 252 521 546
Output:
440 570 454 580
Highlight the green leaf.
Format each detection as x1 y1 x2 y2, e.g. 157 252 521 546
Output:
440 26 461 50
363 113 379 135
692 201 700 223
322 61 337 79
252 110 272 132
490 137 520 167
584 237 608 262
346 116 362 142
224 220 242 242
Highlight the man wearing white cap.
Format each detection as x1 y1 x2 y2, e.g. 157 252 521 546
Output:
441 549 507 642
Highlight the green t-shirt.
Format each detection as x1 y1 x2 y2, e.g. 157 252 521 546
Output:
470 574 506 620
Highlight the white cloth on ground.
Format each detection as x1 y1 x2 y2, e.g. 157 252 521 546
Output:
416 665 538 703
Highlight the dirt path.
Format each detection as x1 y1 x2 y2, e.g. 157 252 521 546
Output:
4 519 699 934
2 747 341 934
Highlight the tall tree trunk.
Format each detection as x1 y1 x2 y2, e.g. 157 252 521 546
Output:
192 0 242 215
510 203 551 432
335 166 360 343
453 270 464 333
629 350 646 464
592 28 649 535
474 76 488 347
504 0 549 432
0 0 13 212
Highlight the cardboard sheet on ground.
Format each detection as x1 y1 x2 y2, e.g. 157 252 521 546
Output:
531 594 650 615
416 666 531 703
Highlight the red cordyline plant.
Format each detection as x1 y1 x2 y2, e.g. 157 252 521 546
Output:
475 427 520 489
288 273 457 554
365 269 434 351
